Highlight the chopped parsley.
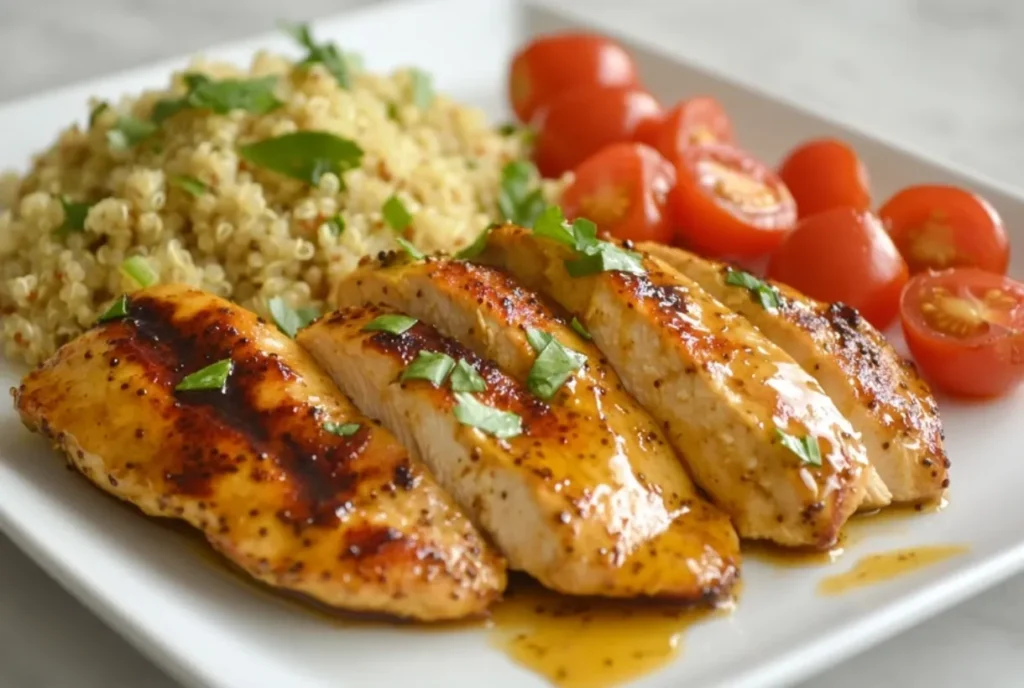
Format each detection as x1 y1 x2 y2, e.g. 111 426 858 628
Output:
238 131 363 185
395 236 425 260
410 69 434 109
268 296 319 338
97 295 129 323
120 256 159 288
175 358 233 393
400 350 456 387
170 175 208 197
88 102 109 127
55 197 95 237
324 421 361 437
325 214 345 237
453 392 522 439
154 74 282 123
498 160 546 227
776 429 822 467
449 359 486 393
455 224 497 260
282 21 355 89
362 313 417 335
570 317 591 340
107 115 158 150
382 195 412 231
525 327 585 400
532 205 645 277
725 268 782 311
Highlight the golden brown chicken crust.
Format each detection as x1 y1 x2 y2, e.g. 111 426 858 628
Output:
14 285 506 621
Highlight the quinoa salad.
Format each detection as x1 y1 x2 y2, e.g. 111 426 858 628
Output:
0 24 558 366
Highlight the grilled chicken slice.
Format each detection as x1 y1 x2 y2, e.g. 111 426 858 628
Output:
14 285 505 621
299 304 739 601
477 224 878 548
641 242 949 504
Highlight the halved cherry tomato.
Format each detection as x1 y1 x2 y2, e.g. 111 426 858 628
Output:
668 143 797 258
767 208 908 329
509 33 639 124
778 138 871 218
900 268 1024 398
649 96 734 160
562 143 676 244
879 184 1009 275
532 86 661 178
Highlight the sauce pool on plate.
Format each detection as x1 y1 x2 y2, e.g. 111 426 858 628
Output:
818 545 968 596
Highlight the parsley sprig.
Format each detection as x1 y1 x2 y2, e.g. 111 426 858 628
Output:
532 206 646 277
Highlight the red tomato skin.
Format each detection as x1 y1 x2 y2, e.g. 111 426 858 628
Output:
562 143 676 245
669 144 797 258
879 184 1009 275
900 269 1024 398
778 138 871 218
532 86 662 178
653 96 734 160
767 208 909 330
509 33 639 124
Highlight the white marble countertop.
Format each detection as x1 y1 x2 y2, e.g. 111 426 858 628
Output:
2 0 1024 686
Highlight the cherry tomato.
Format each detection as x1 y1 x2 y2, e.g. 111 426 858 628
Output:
532 86 661 178
767 208 908 329
900 268 1024 398
668 143 797 258
650 96 734 160
879 184 1009 275
509 33 639 124
778 138 871 218
562 143 676 244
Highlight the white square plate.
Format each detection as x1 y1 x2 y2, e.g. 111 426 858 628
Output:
1 1 1022 687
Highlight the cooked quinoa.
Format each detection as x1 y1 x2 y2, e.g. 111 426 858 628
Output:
0 48 557 366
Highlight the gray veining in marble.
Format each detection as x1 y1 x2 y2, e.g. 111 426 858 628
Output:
1 0 1023 686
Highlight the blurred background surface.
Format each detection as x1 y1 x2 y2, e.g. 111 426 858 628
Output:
0 0 1022 686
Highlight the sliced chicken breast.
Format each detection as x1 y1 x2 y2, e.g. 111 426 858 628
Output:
15 285 505 621
640 242 949 504
299 304 739 602
477 224 880 548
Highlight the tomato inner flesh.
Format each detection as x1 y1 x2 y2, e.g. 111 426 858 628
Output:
688 125 716 145
903 212 962 270
699 160 777 212
919 284 1019 339
578 185 631 227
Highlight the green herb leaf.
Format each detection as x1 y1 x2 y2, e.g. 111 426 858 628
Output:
498 161 546 227
386 102 400 121
776 429 822 467
395 236 425 260
282 21 353 88
362 313 417 334
453 392 522 439
268 296 319 338
410 69 434 109
107 116 158 150
724 268 781 311
526 329 586 400
497 123 518 136
88 102 109 127
180 74 282 116
170 175 208 197
97 294 129 323
326 214 345 236
175 358 234 393
324 421 361 437
120 256 159 288
382 195 412 231
532 205 576 246
455 224 496 260
525 328 553 353
151 97 188 124
55 197 94 237
239 131 363 185
449 359 486 393
565 245 645 277
570 317 591 340
400 350 456 387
